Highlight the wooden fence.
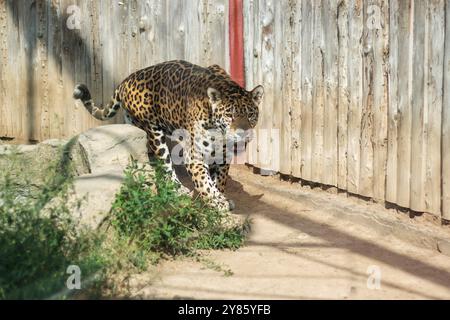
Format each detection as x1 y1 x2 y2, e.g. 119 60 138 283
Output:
244 0 450 220
1 0 450 220
0 0 229 143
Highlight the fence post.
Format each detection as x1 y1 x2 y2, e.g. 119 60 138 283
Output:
229 0 245 87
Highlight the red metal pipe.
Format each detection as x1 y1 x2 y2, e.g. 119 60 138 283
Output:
229 0 245 88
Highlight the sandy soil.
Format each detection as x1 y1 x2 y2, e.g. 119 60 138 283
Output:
125 165 450 300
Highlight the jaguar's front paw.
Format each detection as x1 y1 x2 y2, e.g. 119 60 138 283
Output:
214 198 235 212
176 183 193 197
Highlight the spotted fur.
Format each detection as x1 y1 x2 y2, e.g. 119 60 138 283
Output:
74 60 264 211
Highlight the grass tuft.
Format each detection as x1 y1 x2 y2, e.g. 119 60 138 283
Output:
110 158 249 265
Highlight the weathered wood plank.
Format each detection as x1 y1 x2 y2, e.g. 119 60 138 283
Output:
198 0 227 67
371 0 389 202
322 0 339 187
276 0 291 175
443 0 450 220
347 0 363 194
337 0 349 190
359 0 376 198
257 0 275 172
167 0 185 61
290 0 302 178
128 0 141 74
300 0 314 181
0 0 11 138
4 0 19 139
100 0 114 106
34 0 48 141
47 0 64 138
394 0 413 208
184 0 201 66
244 0 260 167
424 0 445 216
386 0 399 204
20 0 38 142
311 0 325 184
410 0 426 211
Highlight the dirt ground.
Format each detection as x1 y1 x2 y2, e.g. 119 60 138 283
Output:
125 165 450 300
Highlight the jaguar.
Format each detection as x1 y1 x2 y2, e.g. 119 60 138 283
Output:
73 60 264 211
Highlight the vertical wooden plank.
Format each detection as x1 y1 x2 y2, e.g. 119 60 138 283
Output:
184 0 202 65
347 0 363 194
136 0 148 67
410 0 426 211
167 0 186 61
276 0 291 175
257 0 275 173
153 0 168 64
337 0 350 190
0 0 10 138
103 0 122 122
128 0 141 73
386 0 399 204
300 0 313 181
78 0 99 132
371 0 389 202
0 1 3 138
35 0 48 141
20 0 38 142
311 0 325 183
442 0 450 219
443 0 450 220
290 0 302 178
100 0 114 106
206 0 228 68
243 0 258 166
395 0 413 208
61 0 80 138
322 0 339 187
424 0 445 215
47 0 65 139
199 0 212 65
117 0 132 79
359 0 375 198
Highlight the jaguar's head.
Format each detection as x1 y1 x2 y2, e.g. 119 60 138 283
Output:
207 85 264 143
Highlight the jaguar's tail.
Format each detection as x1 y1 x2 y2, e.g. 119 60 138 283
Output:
73 84 122 121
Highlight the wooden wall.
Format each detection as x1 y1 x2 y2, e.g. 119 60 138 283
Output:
0 0 229 143
2 0 450 220
244 0 450 220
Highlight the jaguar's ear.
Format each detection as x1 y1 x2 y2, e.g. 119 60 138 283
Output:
207 87 222 104
251 85 264 106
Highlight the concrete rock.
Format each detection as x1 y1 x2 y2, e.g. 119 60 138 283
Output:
70 167 125 230
76 124 148 173
69 125 151 229
0 126 152 230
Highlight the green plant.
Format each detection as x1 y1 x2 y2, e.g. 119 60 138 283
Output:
0 139 107 299
0 143 249 299
110 159 249 266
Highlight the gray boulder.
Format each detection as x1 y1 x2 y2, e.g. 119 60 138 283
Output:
70 124 150 229
76 124 149 173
